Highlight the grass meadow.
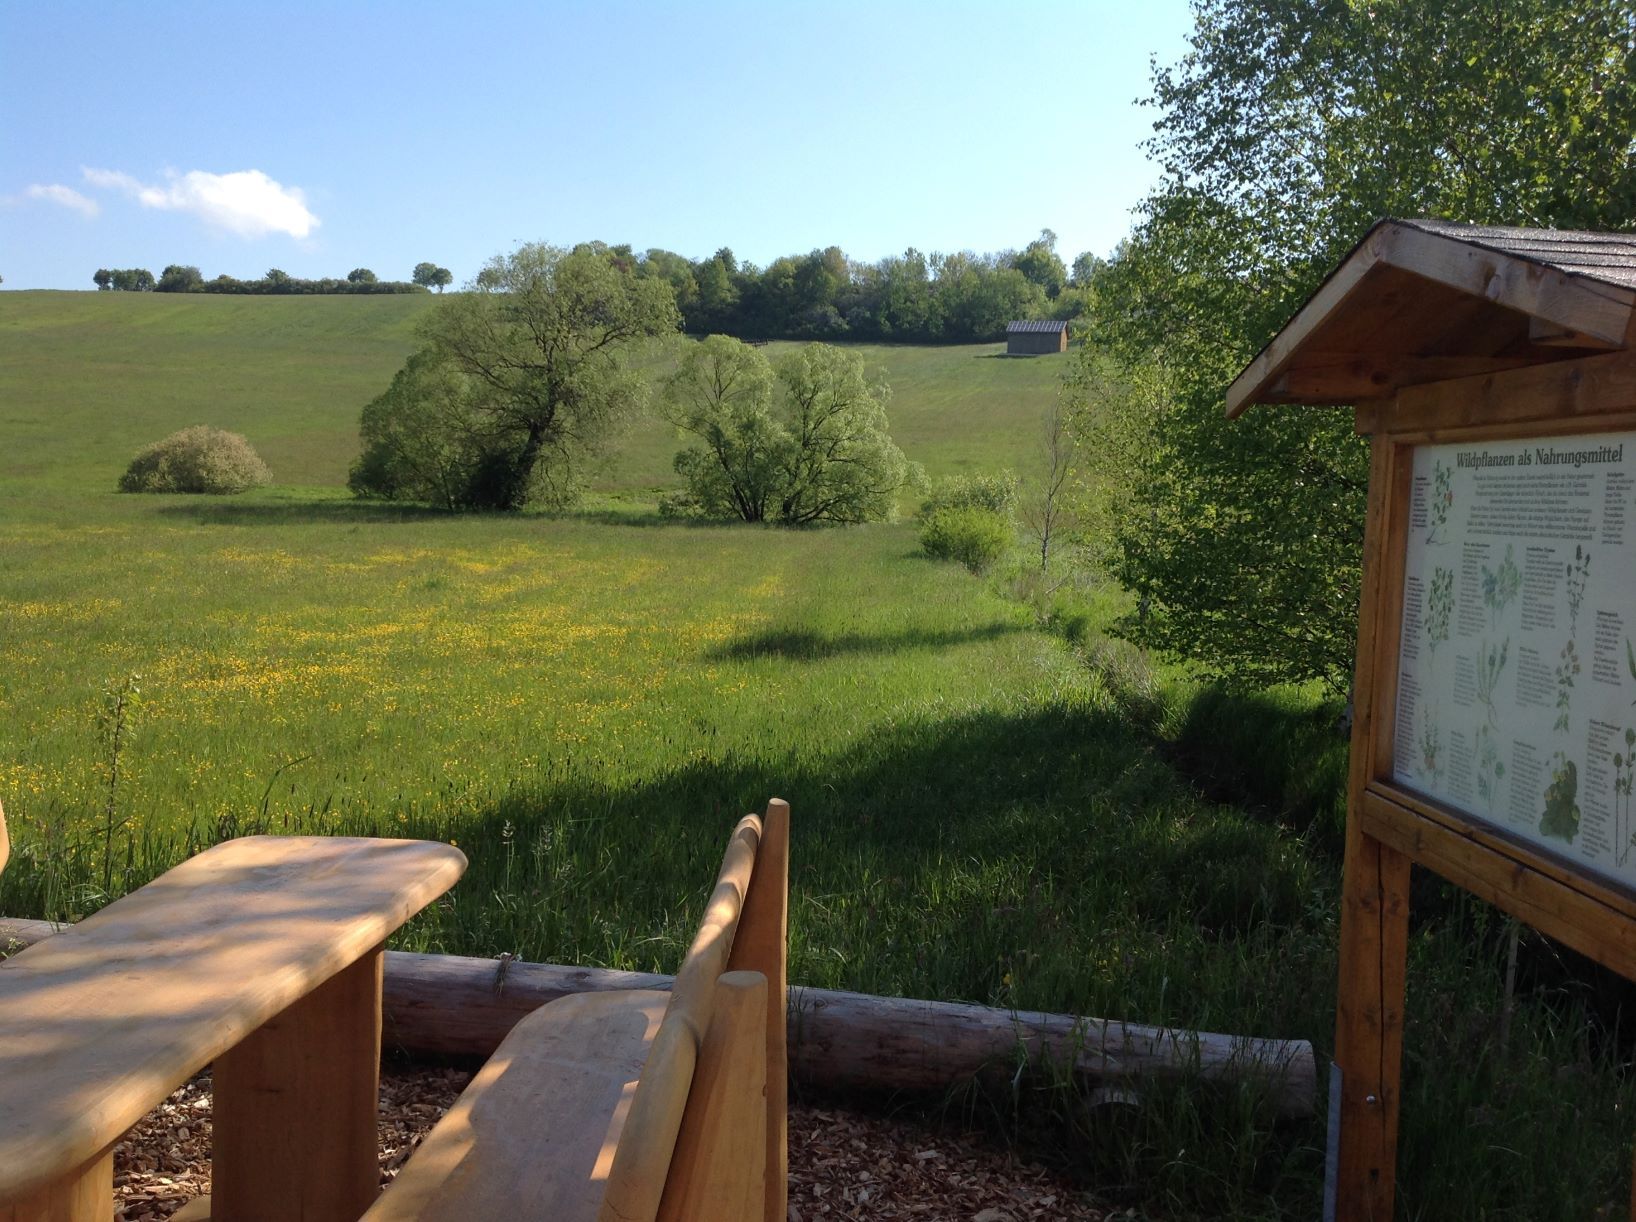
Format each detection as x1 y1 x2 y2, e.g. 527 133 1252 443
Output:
3 291 1634 1217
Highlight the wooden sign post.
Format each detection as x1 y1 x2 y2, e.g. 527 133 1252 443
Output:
1226 219 1636 1220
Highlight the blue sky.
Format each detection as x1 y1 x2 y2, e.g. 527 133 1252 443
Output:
0 1 1196 290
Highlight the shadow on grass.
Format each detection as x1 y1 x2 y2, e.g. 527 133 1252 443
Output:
706 622 1025 662
155 499 457 526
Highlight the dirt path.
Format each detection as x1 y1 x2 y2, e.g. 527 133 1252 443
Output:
112 1066 1111 1221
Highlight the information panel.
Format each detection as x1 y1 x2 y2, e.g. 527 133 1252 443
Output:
1394 430 1636 887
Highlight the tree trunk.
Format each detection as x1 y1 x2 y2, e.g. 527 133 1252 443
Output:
0 918 1314 1117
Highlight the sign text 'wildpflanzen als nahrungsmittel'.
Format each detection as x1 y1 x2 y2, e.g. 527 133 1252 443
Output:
1395 430 1636 886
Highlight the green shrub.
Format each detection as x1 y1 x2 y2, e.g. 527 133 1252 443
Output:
920 506 1012 573
118 426 272 495
920 470 1018 520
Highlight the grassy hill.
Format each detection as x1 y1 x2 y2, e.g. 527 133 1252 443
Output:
0 290 1067 502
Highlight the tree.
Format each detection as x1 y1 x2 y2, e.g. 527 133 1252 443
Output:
659 336 784 521
157 264 203 293
772 343 917 524
347 267 378 284
1086 0 1636 692
264 268 291 288
93 269 112 291
349 350 487 509
660 337 916 524
362 243 679 510
413 262 453 292
107 268 155 291
1019 397 1078 573
1012 229 1067 298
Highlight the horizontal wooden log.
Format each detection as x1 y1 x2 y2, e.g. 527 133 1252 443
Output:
0 917 1314 1118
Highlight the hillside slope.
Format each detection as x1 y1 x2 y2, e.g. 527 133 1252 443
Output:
0 291 1067 499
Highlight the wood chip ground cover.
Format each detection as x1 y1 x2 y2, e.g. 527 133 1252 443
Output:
111 1067 1114 1221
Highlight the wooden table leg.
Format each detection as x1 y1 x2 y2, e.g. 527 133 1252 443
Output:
0 1152 111 1222
211 947 384 1222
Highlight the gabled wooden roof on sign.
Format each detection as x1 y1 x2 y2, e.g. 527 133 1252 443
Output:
1225 218 1636 417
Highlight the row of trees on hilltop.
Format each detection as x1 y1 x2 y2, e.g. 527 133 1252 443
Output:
92 263 449 294
602 230 1092 344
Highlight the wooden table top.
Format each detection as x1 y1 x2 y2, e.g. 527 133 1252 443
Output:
0 835 466 1202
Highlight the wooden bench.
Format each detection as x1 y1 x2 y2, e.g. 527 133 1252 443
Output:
0 797 466 1222
365 798 790 1222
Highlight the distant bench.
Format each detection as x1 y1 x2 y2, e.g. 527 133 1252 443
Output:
364 798 790 1222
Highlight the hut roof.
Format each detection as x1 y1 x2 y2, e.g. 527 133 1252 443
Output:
1225 218 1636 417
1007 320 1068 334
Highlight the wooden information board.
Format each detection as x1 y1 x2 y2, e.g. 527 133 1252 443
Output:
1223 218 1636 1221
1338 404 1636 1222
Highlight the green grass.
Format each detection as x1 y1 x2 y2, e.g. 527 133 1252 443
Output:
0 292 1066 503
2 292 1633 1218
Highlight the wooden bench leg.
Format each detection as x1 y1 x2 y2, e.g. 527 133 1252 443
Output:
0 1152 111 1222
211 946 384 1222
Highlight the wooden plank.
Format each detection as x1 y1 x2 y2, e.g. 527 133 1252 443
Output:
1372 782 1636 926
1334 433 1407 1222
1230 224 1636 415
669 816 760 1044
1381 346 1636 435
0 1152 110 1222
1381 224 1635 349
0 917 1320 1118
1270 355 1537 404
657 971 768 1222
0 835 465 1204
212 947 384 1222
1529 316 1625 350
362 991 669 1222
598 1021 700 1222
1359 792 1636 981
727 801 789 1222
1225 228 1386 417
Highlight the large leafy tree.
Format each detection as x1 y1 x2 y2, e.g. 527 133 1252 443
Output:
1085 0 1636 692
356 243 679 510
660 337 916 525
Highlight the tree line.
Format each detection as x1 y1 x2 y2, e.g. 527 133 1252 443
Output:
615 230 1091 344
91 263 450 294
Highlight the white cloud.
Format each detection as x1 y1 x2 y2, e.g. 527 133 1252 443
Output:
24 183 99 218
82 166 319 239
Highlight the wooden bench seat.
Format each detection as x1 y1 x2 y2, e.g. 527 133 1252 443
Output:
367 798 790 1222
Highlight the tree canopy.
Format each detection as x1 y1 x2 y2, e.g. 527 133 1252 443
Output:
413 262 454 292
1080 0 1636 692
660 337 917 525
354 243 679 510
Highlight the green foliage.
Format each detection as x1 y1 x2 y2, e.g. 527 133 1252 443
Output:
412 261 453 292
95 267 154 292
156 264 202 293
346 267 378 284
1085 0 1636 691
920 470 1018 520
772 343 918 524
661 337 918 525
658 335 783 521
1540 752 1581 842
117 425 272 494
368 243 680 511
349 349 492 509
920 505 1012 573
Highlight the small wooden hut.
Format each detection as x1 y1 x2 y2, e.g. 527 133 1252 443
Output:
1228 217 1636 1221
1005 319 1068 355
